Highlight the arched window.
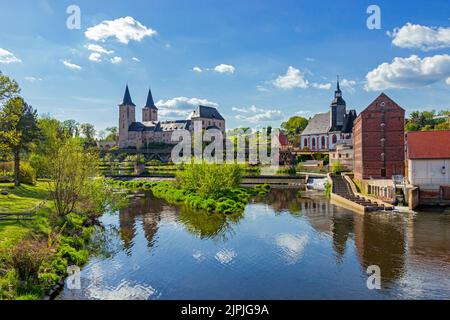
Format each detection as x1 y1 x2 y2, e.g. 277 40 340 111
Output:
332 134 337 144
304 138 308 147
321 136 325 149
312 138 316 149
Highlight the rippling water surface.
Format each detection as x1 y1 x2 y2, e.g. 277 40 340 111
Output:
59 189 450 300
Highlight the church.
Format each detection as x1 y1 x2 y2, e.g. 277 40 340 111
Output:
300 79 357 152
118 85 225 149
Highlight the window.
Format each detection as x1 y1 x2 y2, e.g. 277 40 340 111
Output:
312 138 316 148
304 138 308 147
321 136 325 149
332 134 337 144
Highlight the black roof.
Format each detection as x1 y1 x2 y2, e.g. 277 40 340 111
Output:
144 88 158 110
341 110 357 133
330 78 346 107
190 105 224 120
119 85 136 107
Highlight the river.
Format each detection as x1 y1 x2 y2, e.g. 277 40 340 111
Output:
58 188 450 300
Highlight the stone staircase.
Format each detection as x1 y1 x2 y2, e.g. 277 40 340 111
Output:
332 175 392 212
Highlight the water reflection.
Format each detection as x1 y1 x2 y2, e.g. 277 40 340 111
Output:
59 188 450 300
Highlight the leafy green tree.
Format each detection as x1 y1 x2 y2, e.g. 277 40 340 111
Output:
0 97 40 186
281 116 309 143
0 71 20 104
62 120 80 138
47 138 99 217
80 123 96 142
105 126 118 142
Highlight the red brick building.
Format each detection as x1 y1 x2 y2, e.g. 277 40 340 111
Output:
353 93 405 182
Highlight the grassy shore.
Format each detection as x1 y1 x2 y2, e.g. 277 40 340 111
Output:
0 181 99 300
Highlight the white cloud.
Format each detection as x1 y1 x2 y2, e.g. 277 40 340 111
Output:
365 54 450 91
85 44 114 55
339 78 357 92
215 249 236 265
214 64 235 74
446 77 450 85
388 23 450 51
89 52 102 62
306 57 316 62
0 48 21 64
110 56 122 64
256 85 270 92
275 234 309 264
192 66 203 73
312 82 332 90
273 66 309 89
132 57 140 62
156 97 219 119
24 76 43 82
61 59 82 70
233 105 283 123
85 16 157 44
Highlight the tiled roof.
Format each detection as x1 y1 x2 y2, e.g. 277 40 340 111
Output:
301 112 330 136
160 120 191 131
407 130 450 159
189 105 224 120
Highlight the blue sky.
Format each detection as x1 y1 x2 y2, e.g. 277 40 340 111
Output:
1 0 450 132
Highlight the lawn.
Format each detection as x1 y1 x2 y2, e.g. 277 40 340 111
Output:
0 181 51 256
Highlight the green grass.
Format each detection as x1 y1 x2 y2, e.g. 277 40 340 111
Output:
0 181 52 264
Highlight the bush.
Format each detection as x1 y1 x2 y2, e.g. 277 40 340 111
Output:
10 239 49 283
29 154 50 178
19 162 37 185
331 161 348 174
175 162 243 197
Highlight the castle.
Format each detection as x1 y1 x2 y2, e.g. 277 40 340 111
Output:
118 85 225 149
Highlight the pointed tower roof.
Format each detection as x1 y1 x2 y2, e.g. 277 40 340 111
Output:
144 88 158 109
331 76 346 107
120 84 136 107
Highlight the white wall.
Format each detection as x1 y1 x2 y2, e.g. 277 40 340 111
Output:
408 159 450 190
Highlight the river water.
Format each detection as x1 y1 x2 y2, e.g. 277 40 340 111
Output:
58 188 450 300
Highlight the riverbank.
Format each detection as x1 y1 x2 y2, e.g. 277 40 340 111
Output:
110 180 270 214
0 181 104 300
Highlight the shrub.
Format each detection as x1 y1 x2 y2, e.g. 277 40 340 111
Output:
29 154 50 178
331 161 348 174
19 162 36 185
10 239 49 283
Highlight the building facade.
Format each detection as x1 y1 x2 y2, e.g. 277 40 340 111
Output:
118 85 225 149
353 93 405 182
406 130 450 204
300 80 357 152
329 143 354 169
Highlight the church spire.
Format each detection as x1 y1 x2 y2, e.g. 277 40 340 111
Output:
121 84 136 107
336 75 341 93
144 88 158 109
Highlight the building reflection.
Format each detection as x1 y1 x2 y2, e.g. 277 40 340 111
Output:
118 191 166 252
118 191 244 249
353 213 407 286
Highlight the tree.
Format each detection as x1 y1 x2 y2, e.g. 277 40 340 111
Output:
47 139 99 217
105 127 118 142
80 123 96 142
62 120 80 138
281 116 309 143
0 71 20 104
0 97 40 186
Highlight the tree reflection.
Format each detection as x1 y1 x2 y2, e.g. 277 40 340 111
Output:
178 205 243 241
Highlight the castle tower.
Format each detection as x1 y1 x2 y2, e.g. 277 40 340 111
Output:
330 76 347 130
118 84 136 148
142 88 158 122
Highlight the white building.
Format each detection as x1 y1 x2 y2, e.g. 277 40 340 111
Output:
300 79 357 152
406 131 450 192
